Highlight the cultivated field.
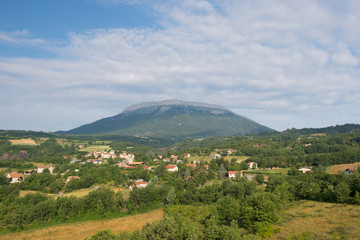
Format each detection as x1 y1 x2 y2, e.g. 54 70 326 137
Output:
269 201 360 239
9 138 37 145
329 162 360 174
0 209 164 240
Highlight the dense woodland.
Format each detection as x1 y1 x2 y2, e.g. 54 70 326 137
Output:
0 125 360 239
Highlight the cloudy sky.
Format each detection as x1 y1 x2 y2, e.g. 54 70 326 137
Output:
0 0 359 132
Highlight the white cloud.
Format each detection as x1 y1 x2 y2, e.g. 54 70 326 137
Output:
0 0 360 131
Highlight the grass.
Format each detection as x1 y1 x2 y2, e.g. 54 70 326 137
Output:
186 154 249 163
79 145 111 152
246 168 290 175
269 200 360 239
329 162 360 174
9 138 38 145
0 209 164 240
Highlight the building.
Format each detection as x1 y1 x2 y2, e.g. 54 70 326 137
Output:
66 176 80 183
247 162 258 169
86 159 103 164
166 165 178 171
228 171 243 179
298 167 311 173
37 166 54 174
6 172 25 183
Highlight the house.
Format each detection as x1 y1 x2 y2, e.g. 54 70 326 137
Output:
183 153 191 158
37 166 54 174
186 163 196 168
344 168 354 174
177 160 183 164
70 159 82 164
124 166 136 169
204 164 209 170
129 185 136 191
247 162 258 169
163 158 171 162
86 159 103 164
6 172 25 183
129 162 144 166
157 155 163 159
170 154 177 158
66 176 80 183
143 166 152 170
211 154 221 159
228 171 243 179
298 167 311 174
166 165 178 171
136 181 148 188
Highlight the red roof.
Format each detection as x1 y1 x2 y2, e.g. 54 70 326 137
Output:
186 164 196 167
136 181 147 185
228 171 238 175
166 165 177 169
7 172 24 178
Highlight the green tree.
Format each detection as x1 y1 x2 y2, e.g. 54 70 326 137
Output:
218 164 225 179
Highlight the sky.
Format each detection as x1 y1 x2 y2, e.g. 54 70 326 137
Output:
0 0 359 132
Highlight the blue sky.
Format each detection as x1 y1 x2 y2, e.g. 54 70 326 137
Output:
0 0 360 132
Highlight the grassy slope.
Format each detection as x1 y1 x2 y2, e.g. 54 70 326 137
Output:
0 209 164 240
269 201 360 239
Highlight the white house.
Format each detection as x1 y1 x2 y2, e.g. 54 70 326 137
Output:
166 165 178 171
87 159 103 164
37 166 54 174
136 181 148 188
228 171 243 179
6 172 25 183
247 162 258 169
299 167 312 173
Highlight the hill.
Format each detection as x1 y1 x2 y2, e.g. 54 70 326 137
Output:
59 99 273 139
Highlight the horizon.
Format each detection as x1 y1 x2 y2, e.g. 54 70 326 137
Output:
1 1 359 132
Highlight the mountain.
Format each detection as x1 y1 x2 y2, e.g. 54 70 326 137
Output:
60 100 273 139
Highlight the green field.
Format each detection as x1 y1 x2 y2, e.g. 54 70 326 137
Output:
187 154 249 163
79 145 111 152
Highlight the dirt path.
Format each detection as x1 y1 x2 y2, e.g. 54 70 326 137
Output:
0 209 163 240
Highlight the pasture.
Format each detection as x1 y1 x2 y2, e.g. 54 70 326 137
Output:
270 200 360 239
0 209 164 240
329 162 360 174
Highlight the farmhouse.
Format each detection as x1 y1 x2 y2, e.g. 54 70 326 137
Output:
166 165 178 171
37 166 54 174
186 163 196 168
66 176 80 183
247 162 258 169
183 153 191 158
6 172 25 183
136 181 148 188
86 159 103 164
298 167 312 173
228 171 243 179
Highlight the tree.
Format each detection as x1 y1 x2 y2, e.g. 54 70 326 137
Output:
335 182 350 203
255 174 265 185
218 164 225 179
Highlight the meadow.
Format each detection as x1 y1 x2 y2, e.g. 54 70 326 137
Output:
269 200 360 239
0 209 164 240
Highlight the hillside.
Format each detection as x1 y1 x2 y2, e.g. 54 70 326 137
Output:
60 100 273 139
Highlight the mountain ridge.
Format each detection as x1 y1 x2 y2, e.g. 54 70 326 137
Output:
60 100 273 139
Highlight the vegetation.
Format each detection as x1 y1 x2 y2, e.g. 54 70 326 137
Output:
0 124 360 239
